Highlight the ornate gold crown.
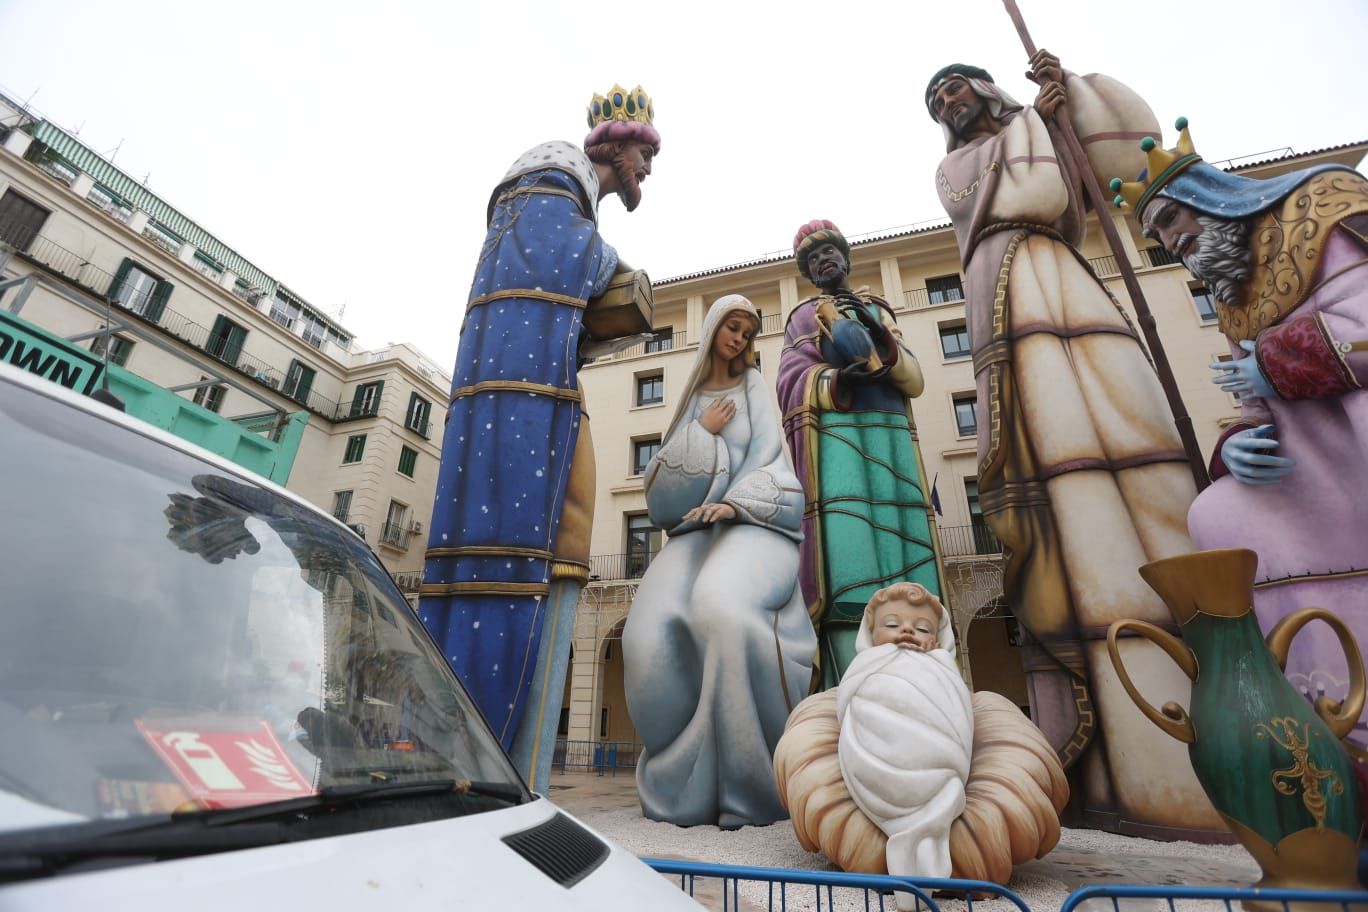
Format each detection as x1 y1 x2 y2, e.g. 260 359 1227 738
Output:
587 85 655 129
1110 117 1200 213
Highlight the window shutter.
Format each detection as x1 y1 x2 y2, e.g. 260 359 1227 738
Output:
296 366 314 405
374 379 385 409
110 258 133 302
350 384 366 417
406 392 418 426
224 323 246 366
146 278 173 323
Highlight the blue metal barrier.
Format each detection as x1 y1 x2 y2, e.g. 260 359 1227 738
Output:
644 858 1032 912
552 739 644 776
1059 884 1368 912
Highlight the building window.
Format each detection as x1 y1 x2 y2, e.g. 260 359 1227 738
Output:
635 372 663 406
343 434 366 464
1191 285 1217 322
282 359 316 405
926 274 965 305
632 437 661 476
939 321 971 360
110 258 174 323
332 490 353 523
406 393 432 436
268 296 300 330
953 393 978 437
398 445 418 478
599 707 610 739
381 500 409 547
0 189 50 252
645 327 674 353
300 312 327 349
626 513 661 577
206 315 247 367
350 380 384 418
192 377 227 413
89 333 134 368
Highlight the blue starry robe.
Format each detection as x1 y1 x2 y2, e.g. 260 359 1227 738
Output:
420 142 616 749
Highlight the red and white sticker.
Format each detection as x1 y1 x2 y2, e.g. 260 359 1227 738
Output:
136 720 312 808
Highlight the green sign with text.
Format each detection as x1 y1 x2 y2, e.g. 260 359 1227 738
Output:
0 310 105 395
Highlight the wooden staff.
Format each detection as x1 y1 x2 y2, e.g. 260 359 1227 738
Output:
1001 0 1211 492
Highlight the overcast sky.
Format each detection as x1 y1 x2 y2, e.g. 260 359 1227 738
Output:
2 0 1365 369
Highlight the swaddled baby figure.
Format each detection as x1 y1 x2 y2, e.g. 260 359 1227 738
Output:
835 583 973 901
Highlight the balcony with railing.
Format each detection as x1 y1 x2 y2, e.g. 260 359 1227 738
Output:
380 521 410 548
0 224 355 417
392 570 423 593
589 551 657 581
937 523 1003 558
903 284 967 312
1088 254 1120 277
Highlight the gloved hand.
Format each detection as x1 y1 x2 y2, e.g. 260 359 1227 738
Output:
829 316 875 367
1210 340 1275 400
1221 424 1295 485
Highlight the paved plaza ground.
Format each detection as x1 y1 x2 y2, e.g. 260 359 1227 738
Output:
547 769 1265 911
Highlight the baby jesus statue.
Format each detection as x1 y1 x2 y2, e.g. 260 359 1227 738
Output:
836 583 974 897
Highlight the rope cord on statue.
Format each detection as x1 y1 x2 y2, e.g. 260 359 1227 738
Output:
811 506 936 548
810 426 929 489
828 555 940 602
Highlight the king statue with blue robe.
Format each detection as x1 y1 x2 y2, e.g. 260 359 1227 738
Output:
420 86 660 791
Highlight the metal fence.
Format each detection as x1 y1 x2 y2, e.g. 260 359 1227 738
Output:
646 859 1031 912
552 739 643 776
589 552 654 581
644 862 1368 912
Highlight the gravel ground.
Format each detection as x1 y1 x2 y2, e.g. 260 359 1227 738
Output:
574 804 1264 912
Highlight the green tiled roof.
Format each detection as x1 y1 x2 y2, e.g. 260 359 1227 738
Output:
29 120 277 295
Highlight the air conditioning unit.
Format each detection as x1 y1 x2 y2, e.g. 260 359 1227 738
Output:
408 520 423 534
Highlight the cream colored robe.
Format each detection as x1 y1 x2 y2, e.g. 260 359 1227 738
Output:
935 73 1218 834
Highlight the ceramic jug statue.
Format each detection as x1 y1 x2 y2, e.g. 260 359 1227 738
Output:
1108 548 1365 898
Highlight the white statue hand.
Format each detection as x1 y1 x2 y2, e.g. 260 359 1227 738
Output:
699 397 736 434
681 502 737 525
1221 424 1294 485
1210 341 1275 400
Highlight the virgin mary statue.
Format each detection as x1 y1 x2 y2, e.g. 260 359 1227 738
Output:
622 294 816 828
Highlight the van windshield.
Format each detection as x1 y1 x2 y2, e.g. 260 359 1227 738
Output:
0 382 520 836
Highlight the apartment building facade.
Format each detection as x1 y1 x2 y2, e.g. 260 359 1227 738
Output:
0 96 449 594
561 140 1368 747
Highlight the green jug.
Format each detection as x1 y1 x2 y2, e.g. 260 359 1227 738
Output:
1108 548 1365 898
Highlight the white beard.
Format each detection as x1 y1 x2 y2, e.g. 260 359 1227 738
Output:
1184 215 1252 306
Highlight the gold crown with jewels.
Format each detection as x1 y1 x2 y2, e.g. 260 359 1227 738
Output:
1110 117 1201 213
586 84 655 130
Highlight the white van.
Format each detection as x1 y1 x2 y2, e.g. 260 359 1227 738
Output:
0 362 698 910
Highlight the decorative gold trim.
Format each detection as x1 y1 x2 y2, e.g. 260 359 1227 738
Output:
1221 171 1368 341
1255 716 1343 829
419 581 550 597
467 287 588 311
1220 814 1362 895
937 161 998 203
451 380 582 405
425 545 553 560
549 560 590 584
495 185 585 211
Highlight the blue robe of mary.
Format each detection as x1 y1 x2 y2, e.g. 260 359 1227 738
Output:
421 142 617 750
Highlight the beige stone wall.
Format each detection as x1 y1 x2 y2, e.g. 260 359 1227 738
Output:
0 146 449 578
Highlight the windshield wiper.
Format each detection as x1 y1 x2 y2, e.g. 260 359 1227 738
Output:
0 818 287 883
0 778 526 883
192 777 527 827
